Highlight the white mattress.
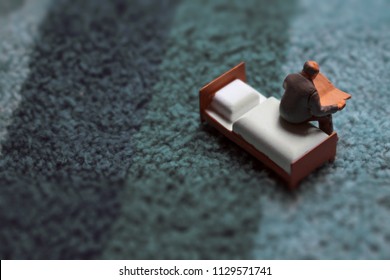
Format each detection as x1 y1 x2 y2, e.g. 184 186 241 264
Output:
232 97 329 173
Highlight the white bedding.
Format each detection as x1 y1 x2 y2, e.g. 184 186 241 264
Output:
233 97 328 173
208 79 267 123
205 80 329 174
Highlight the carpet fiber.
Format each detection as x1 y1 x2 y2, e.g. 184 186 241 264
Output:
0 0 389 259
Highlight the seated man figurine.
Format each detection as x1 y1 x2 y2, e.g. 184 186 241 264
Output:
279 61 346 134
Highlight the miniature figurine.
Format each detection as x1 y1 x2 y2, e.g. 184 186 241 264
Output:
279 61 348 134
199 62 351 188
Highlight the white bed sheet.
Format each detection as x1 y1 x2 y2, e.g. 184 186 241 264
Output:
232 97 329 173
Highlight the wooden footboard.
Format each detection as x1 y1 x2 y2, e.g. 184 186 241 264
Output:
289 132 338 188
199 62 338 188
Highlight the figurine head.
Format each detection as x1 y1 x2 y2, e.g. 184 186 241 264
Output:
302 60 320 79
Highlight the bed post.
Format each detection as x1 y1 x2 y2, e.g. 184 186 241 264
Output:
289 132 338 188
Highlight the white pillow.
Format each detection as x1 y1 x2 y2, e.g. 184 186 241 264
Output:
233 97 329 173
209 79 265 122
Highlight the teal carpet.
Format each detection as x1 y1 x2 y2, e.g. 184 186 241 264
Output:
0 0 389 259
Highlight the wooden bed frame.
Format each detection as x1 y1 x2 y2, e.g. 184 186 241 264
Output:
199 62 338 188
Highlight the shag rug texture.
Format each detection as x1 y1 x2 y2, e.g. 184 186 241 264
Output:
0 0 389 259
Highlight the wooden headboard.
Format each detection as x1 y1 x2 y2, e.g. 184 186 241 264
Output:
199 62 247 120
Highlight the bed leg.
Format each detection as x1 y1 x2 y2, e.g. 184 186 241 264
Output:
328 156 336 163
288 178 299 189
200 114 206 124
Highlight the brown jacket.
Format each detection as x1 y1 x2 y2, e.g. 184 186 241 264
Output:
279 73 338 123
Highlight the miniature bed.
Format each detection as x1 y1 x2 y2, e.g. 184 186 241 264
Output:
199 62 338 188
